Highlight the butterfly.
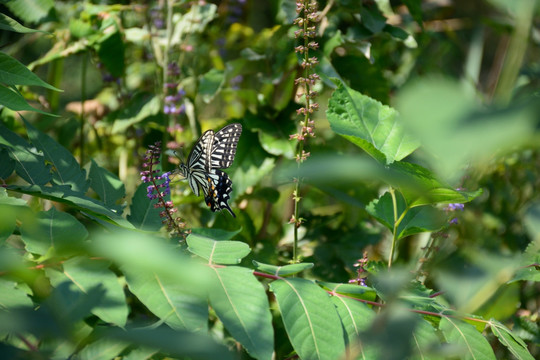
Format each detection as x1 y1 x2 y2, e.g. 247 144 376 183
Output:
176 123 242 217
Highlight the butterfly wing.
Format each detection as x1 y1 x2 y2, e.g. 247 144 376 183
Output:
178 124 241 216
183 129 215 196
203 169 236 217
209 123 242 169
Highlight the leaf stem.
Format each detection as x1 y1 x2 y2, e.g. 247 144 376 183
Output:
79 52 87 166
388 188 398 267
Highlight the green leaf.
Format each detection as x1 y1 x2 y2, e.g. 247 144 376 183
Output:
77 337 127 360
277 0 298 23
387 161 482 207
97 30 125 78
127 182 163 231
199 68 224 103
411 319 444 360
0 148 15 180
317 282 377 301
359 4 387 34
0 13 48 34
20 207 88 255
395 77 534 183
252 261 314 277
258 130 296 159
434 252 520 314
24 118 88 192
46 256 128 327
98 326 233 360
233 157 275 197
524 201 540 241
331 296 377 358
0 123 52 185
7 184 134 228
366 191 446 239
111 94 160 134
511 243 540 283
124 266 208 332
402 0 423 27
122 347 157 360
0 279 33 309
46 281 105 325
490 320 535 360
4 0 54 24
91 230 212 290
190 227 242 240
171 3 217 43
89 159 125 211
209 266 274 360
187 233 251 264
0 52 61 91
0 188 32 242
439 317 496 360
270 278 346 360
0 84 57 116
327 79 419 164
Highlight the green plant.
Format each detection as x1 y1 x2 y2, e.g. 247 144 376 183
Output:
1 1 539 359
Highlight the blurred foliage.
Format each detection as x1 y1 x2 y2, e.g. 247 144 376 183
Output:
0 0 539 359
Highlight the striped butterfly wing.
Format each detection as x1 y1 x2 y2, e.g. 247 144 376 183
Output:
184 129 215 197
209 123 242 170
179 123 242 216
203 169 236 217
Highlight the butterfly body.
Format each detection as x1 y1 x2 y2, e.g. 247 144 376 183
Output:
177 123 242 217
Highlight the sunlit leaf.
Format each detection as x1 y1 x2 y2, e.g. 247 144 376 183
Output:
490 320 535 360
0 279 33 309
0 85 57 116
190 227 242 240
209 266 274 360
410 319 444 360
252 261 313 277
317 282 377 301
440 317 496 360
124 266 208 332
0 52 61 90
4 0 53 24
77 337 127 360
327 79 419 164
171 3 217 43
366 191 446 239
0 13 47 34
270 278 346 360
331 296 377 359
187 233 250 264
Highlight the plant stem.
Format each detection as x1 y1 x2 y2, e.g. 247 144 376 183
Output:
292 1 314 263
388 188 398 267
80 52 87 166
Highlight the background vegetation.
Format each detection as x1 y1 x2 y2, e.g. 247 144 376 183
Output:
0 0 539 359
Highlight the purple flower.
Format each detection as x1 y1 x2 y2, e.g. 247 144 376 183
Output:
444 203 465 211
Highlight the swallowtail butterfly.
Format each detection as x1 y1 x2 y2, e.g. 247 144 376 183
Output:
177 123 242 217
